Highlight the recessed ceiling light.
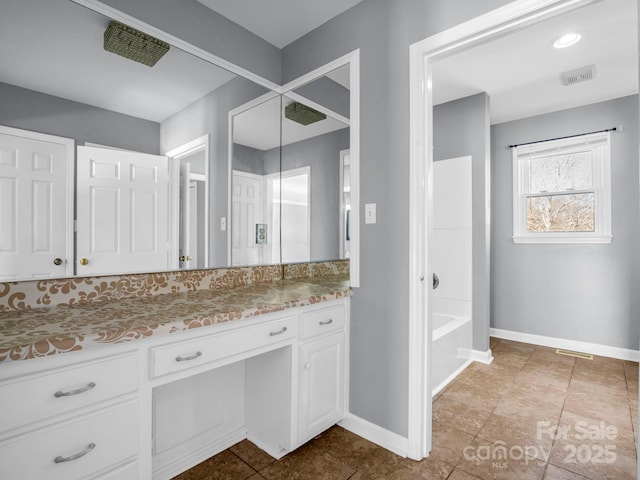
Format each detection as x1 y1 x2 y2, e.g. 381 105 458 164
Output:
553 33 582 49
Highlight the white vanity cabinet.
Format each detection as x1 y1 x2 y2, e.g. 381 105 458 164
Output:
297 303 346 445
0 296 349 480
0 352 140 480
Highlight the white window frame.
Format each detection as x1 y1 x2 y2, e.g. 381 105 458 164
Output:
512 131 612 244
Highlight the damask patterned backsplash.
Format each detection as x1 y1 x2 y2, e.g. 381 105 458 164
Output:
0 260 350 313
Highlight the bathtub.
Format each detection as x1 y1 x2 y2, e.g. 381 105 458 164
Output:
432 313 472 396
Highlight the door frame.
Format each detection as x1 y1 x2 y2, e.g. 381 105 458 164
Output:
0 125 75 278
407 0 600 460
166 134 210 271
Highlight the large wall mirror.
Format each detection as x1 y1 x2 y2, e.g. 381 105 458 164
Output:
0 0 273 280
229 64 353 268
0 0 359 285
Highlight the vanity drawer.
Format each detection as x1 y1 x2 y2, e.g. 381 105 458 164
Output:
300 304 345 340
0 353 138 433
0 400 138 480
151 316 297 378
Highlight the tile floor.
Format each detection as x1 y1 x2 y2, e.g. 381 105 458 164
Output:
173 338 639 480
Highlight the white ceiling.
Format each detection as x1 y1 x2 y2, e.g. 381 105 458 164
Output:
2 0 636 128
196 0 364 48
432 0 638 124
0 0 236 123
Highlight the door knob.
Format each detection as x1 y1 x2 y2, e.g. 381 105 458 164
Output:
53 258 63 266
179 255 192 262
80 258 89 266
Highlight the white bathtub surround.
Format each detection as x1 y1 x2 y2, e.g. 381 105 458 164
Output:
490 328 640 363
431 156 473 396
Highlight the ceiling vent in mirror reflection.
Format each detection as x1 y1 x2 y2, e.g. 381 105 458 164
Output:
103 21 170 67
284 102 327 126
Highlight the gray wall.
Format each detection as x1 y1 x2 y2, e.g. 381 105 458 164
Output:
232 143 266 176
434 93 491 352
0 82 159 154
99 0 518 439
99 0 281 85
160 76 269 268
491 95 640 350
281 0 512 437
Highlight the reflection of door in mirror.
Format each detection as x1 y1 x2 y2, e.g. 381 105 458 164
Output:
178 156 207 270
340 149 351 259
270 167 311 264
232 171 266 266
0 126 74 280
166 135 209 271
76 146 169 276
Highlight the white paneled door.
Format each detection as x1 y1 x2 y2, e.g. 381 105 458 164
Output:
231 170 264 266
0 126 73 280
76 146 169 276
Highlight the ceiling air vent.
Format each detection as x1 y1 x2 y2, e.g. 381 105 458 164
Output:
560 64 596 86
285 102 327 126
104 21 170 67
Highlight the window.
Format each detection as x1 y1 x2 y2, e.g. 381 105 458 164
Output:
512 131 612 244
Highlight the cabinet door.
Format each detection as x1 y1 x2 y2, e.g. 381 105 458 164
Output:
298 333 345 444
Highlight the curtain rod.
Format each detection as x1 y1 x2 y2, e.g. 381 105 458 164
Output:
507 126 621 149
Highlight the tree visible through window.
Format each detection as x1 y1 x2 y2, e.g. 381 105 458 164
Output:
512 132 612 244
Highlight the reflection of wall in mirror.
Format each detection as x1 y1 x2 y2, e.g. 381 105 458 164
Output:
160 76 269 268
0 82 159 154
0 76 270 275
270 128 349 261
234 128 349 262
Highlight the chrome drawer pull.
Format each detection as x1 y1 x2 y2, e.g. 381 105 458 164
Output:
269 326 288 336
54 443 96 463
175 351 202 362
319 319 333 326
54 382 96 398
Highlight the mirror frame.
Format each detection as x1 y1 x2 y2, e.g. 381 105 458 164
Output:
72 0 360 287
279 52 360 287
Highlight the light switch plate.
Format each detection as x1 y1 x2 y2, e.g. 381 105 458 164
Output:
365 203 376 224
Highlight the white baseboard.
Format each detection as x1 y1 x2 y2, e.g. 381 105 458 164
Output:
338 413 409 458
490 328 640 362
471 348 494 365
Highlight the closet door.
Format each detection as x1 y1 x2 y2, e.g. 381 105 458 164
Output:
0 126 73 280
76 146 169 276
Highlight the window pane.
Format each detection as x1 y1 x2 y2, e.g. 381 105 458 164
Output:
528 152 592 193
526 193 594 232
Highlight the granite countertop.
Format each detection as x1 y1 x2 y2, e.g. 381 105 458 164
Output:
0 275 351 364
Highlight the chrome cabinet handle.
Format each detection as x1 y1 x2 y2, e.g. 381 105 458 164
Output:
175 351 202 362
54 382 96 398
319 319 333 326
269 326 288 336
433 273 440 290
54 443 96 463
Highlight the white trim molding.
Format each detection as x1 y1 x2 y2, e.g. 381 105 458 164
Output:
471 349 494 365
491 328 640 362
339 413 409 458
409 0 601 462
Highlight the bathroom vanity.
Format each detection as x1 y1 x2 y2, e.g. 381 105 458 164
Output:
0 267 350 480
